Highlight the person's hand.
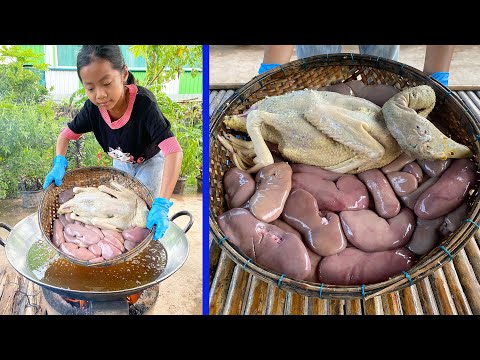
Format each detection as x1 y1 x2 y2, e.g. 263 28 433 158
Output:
258 63 281 74
431 72 449 87
146 197 173 240
43 155 68 189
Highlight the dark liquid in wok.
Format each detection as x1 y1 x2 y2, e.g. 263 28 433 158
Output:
27 240 167 291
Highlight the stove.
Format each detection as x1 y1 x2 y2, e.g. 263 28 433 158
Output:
41 285 160 315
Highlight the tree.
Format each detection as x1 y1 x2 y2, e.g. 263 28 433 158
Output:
129 45 202 89
0 45 49 104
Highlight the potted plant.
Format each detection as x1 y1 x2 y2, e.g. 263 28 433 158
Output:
16 147 52 208
0 46 57 206
196 166 202 193
172 117 202 194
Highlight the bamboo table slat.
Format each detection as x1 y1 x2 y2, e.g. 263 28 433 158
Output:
209 85 480 315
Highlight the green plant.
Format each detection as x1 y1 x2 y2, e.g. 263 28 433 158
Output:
0 45 49 104
0 101 61 198
54 99 112 169
129 45 202 87
151 91 202 186
129 45 202 188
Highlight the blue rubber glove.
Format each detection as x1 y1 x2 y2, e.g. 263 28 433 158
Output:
146 197 173 240
42 155 68 189
431 72 449 87
258 63 281 74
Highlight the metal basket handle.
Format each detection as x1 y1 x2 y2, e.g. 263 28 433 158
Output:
0 222 12 247
169 211 193 234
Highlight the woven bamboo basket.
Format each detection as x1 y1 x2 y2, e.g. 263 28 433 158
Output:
209 53 480 300
39 166 154 267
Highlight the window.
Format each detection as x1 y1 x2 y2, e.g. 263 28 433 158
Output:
55 45 146 69
120 45 146 70
56 45 82 67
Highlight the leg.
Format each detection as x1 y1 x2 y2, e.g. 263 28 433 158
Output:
324 155 370 173
295 45 342 59
245 110 278 173
359 45 400 61
90 217 122 231
134 151 165 198
113 158 136 178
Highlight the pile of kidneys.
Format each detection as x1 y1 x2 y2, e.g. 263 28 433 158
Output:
218 155 477 285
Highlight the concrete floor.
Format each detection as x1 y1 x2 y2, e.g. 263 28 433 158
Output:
210 45 480 87
0 192 202 315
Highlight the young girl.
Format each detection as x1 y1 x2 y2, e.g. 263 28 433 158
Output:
43 45 183 241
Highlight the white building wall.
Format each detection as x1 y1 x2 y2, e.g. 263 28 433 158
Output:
161 77 180 95
46 70 182 102
45 70 81 102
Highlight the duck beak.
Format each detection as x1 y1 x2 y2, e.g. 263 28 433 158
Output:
444 138 473 159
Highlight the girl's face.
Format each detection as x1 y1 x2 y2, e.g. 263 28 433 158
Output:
79 58 128 112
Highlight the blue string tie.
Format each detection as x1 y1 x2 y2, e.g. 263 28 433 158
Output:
399 63 405 76
218 236 227 245
319 283 324 298
376 56 380 67
464 219 480 229
402 271 413 286
350 53 354 63
361 284 366 298
439 245 453 262
226 159 230 166
475 135 480 142
242 259 251 269
277 274 285 288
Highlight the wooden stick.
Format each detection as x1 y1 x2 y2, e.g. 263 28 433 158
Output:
284 291 307 315
265 283 287 315
222 265 251 315
345 299 363 315
400 285 424 315
364 296 384 315
415 277 440 315
209 252 237 315
442 261 472 315
308 297 330 315
430 268 457 315
381 292 403 315
243 276 269 315
453 249 480 314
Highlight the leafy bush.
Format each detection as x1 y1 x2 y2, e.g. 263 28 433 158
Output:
0 45 49 104
152 91 202 186
0 101 61 198
54 100 112 168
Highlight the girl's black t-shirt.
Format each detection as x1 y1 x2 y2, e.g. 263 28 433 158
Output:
67 85 174 164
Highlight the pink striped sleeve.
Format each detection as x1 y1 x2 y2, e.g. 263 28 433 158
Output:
158 137 182 155
60 126 82 141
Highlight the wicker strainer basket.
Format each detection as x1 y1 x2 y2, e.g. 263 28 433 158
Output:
39 166 154 267
209 53 480 300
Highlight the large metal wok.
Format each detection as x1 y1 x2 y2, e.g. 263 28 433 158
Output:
0 210 192 302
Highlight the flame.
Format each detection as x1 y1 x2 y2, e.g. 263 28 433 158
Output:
127 293 141 304
63 292 141 308
64 298 88 309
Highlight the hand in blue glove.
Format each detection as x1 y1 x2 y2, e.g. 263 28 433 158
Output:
146 197 173 240
431 72 449 87
42 155 68 189
258 63 281 74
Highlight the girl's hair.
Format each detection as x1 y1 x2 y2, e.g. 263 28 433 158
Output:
76 45 136 85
